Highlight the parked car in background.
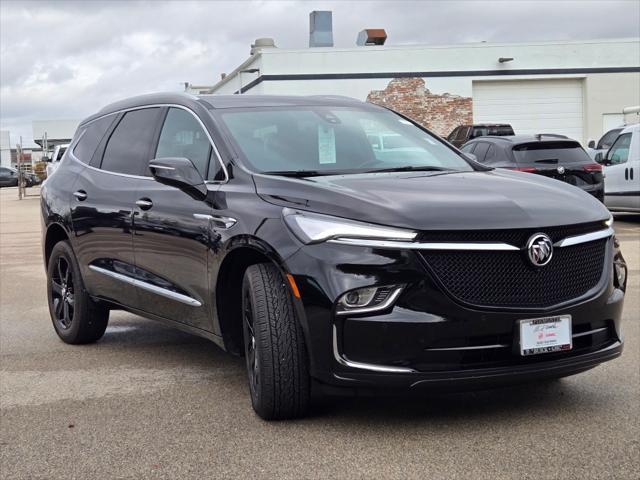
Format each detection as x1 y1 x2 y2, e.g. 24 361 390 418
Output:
587 127 623 161
597 123 640 212
461 134 604 201
0 166 39 188
447 123 514 147
45 143 69 178
41 93 625 420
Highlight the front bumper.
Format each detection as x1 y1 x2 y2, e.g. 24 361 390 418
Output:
285 237 625 392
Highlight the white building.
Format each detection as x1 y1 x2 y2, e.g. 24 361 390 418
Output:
0 130 11 168
32 119 79 150
205 31 640 145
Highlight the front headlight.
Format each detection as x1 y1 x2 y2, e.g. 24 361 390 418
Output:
282 208 417 245
605 214 614 227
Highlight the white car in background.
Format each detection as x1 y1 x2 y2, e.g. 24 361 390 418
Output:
598 123 640 212
45 143 69 178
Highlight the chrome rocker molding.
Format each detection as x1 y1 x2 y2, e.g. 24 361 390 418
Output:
328 227 614 251
89 265 202 307
332 325 416 373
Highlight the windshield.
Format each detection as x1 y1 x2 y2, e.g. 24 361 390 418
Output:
512 141 592 165
216 106 474 174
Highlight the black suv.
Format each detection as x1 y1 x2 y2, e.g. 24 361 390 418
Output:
461 135 605 201
41 94 626 420
447 123 514 147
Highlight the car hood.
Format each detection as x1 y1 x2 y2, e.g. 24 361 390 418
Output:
253 169 609 231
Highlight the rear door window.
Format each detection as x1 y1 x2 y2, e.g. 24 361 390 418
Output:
100 108 162 176
460 143 475 153
72 115 115 164
472 142 490 162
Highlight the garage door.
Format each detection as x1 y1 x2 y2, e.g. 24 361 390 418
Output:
473 79 584 143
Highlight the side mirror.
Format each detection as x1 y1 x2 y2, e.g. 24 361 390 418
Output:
463 152 478 163
587 140 596 149
149 157 207 198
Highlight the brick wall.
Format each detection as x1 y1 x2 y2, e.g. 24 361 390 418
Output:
367 78 472 137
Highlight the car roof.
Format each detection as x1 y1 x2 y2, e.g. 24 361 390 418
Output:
620 123 639 134
80 93 371 126
468 134 576 145
198 94 366 109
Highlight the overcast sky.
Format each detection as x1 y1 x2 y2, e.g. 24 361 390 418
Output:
1 0 639 147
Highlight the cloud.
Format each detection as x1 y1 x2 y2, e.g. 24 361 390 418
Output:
1 0 639 147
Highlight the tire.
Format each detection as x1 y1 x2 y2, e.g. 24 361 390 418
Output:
242 263 310 420
47 241 109 344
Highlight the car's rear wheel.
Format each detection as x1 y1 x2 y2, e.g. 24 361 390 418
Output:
47 241 109 344
242 263 310 420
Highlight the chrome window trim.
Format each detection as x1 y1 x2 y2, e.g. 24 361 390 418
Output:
89 265 202 307
332 325 415 373
76 103 229 183
554 227 614 248
335 287 404 316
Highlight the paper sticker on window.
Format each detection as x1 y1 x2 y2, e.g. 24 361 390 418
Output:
318 126 336 164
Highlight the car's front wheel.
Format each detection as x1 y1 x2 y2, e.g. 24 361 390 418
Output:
242 263 310 420
47 241 109 344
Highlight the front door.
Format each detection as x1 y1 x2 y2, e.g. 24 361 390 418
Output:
604 132 640 210
132 107 221 332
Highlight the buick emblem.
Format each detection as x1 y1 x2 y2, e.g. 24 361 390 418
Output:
526 233 553 266
557 166 565 174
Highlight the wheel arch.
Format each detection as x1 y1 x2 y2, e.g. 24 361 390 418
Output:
44 222 71 267
215 235 294 355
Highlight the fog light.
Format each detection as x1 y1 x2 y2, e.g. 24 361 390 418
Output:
614 262 627 290
337 285 404 315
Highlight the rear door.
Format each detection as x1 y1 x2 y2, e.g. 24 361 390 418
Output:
132 106 222 331
0 167 17 187
70 108 163 307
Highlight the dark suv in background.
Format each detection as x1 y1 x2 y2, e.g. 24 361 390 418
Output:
41 93 625 420
461 135 605 201
447 123 514 147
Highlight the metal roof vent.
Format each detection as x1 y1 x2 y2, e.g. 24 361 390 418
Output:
250 37 276 55
357 29 387 46
309 11 333 47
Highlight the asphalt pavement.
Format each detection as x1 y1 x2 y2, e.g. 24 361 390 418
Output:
1 186 638 479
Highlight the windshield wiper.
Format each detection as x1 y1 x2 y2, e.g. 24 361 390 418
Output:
365 165 452 173
262 170 333 177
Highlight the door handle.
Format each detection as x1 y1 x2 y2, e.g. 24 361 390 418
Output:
625 168 628 180
73 190 87 201
631 168 634 180
136 198 153 210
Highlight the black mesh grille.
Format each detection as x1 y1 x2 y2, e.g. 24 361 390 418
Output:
420 239 607 308
418 222 604 248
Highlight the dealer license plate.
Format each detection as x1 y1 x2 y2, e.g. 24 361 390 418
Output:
519 315 572 356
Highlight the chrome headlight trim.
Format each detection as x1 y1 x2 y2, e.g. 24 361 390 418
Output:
282 208 417 245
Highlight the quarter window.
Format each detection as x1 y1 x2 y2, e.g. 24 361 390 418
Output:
72 115 114 164
155 108 212 179
101 108 161 176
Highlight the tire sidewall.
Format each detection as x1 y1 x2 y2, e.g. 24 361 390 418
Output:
47 241 84 341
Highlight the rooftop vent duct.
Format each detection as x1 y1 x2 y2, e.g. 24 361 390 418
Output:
250 37 276 55
309 11 333 47
357 29 387 46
